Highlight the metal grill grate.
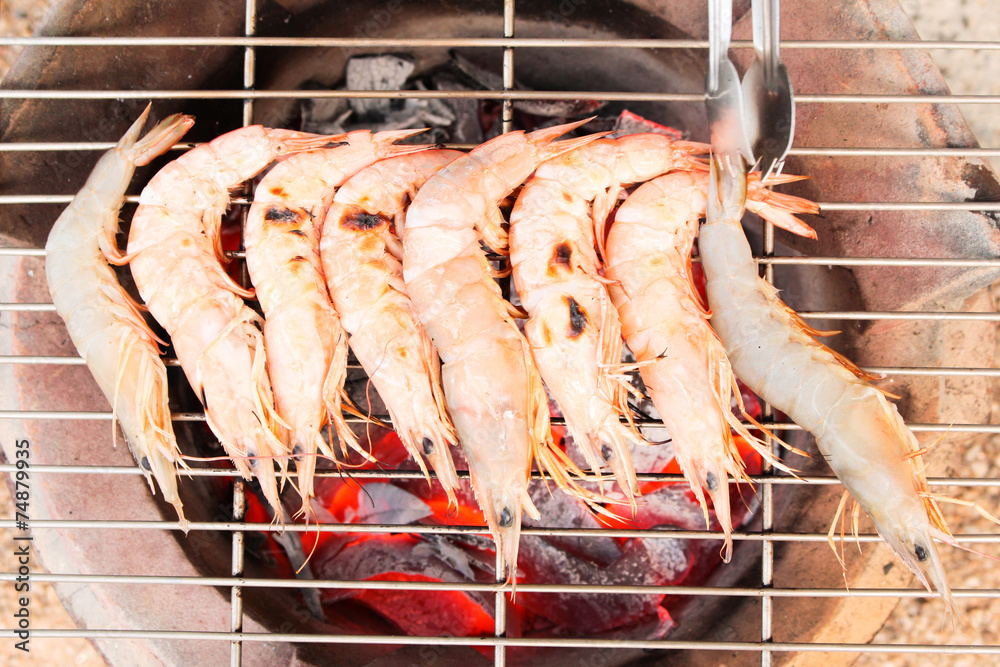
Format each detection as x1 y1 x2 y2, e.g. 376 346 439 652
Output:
2 0 1000 665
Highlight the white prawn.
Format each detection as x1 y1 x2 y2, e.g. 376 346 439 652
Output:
45 105 193 525
321 149 465 506
700 157 995 613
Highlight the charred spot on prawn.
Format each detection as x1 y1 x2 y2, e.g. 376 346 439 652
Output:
706 472 719 491
422 437 434 456
565 296 588 338
548 242 573 275
264 205 302 224
140 456 152 471
288 229 307 237
342 206 390 231
285 255 309 274
499 507 515 528
601 444 614 461
915 543 929 562
292 444 305 456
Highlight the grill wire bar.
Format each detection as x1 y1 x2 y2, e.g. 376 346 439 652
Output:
3 3 1000 665
229 1 258 664
497 2 515 664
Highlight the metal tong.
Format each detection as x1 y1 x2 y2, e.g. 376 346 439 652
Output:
706 0 794 181
706 0 753 175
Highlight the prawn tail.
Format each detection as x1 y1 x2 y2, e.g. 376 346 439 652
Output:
745 187 820 239
101 280 169 348
671 145 713 173
100 110 194 265
671 139 712 156
529 118 611 162
592 185 622 266
708 156 748 225
131 112 195 167
681 254 710 316
480 206 510 255
373 127 432 147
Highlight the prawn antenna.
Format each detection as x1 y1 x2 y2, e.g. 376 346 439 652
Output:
927 524 1000 564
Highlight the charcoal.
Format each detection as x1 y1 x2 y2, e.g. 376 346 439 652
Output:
314 533 495 615
449 50 604 119
298 80 351 134
428 72 483 144
448 50 505 91
257 492 325 621
299 106 352 136
516 97 605 119
523 483 623 567
581 115 621 134
611 109 684 140
515 534 688 633
344 482 434 525
412 535 494 581
345 54 415 119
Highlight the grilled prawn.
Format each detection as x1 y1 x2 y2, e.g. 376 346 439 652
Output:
700 157 983 612
127 125 345 521
46 106 193 525
402 121 605 581
321 149 464 506
244 129 428 516
606 169 816 558
509 134 709 508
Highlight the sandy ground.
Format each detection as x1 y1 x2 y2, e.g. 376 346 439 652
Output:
1 0 999 666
